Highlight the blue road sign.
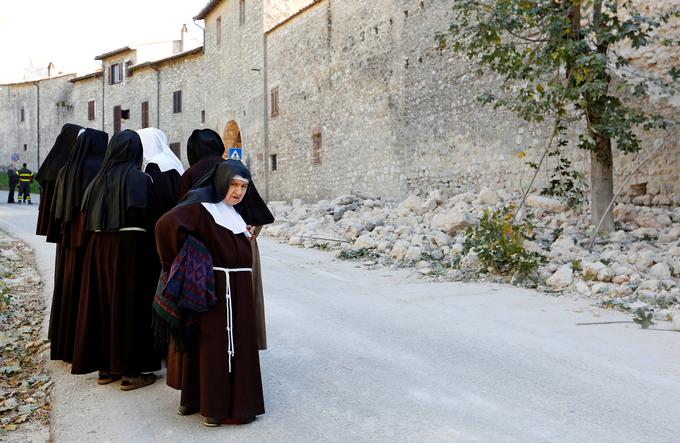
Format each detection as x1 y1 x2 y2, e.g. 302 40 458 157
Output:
11 153 19 162
228 147 242 160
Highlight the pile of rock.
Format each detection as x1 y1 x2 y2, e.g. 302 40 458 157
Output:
261 189 680 320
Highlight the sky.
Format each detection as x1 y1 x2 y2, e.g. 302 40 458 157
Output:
0 0 208 83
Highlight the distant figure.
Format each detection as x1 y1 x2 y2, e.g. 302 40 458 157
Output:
6 163 18 203
17 163 33 204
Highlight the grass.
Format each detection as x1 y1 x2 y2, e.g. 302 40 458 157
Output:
0 174 41 194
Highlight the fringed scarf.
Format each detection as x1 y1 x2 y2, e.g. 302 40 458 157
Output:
152 235 216 351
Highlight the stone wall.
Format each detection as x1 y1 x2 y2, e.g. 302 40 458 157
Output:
0 0 677 204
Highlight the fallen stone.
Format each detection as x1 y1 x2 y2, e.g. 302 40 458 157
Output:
546 265 573 290
525 195 567 213
430 211 477 236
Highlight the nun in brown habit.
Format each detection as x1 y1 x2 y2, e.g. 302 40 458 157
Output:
72 130 161 389
48 128 108 362
179 129 271 350
154 160 273 426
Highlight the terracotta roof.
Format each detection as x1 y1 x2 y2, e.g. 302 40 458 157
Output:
130 46 204 72
194 0 223 20
69 71 103 83
265 0 324 34
94 46 133 61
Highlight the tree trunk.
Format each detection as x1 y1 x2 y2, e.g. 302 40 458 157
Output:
590 135 616 232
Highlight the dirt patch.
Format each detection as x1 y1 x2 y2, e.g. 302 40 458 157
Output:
0 231 50 441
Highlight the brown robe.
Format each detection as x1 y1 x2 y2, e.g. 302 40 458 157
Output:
71 206 161 375
180 158 268 350
155 203 264 421
47 213 90 362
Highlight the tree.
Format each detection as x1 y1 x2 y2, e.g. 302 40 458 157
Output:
437 0 678 232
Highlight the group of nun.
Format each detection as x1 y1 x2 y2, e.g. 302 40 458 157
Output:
34 123 274 426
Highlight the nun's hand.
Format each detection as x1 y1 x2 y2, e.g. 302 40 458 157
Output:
246 225 256 240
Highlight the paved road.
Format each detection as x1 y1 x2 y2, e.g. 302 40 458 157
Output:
1 193 679 442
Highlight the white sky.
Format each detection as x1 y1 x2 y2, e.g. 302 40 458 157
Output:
0 0 208 83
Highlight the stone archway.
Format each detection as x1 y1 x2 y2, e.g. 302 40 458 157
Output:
222 120 242 154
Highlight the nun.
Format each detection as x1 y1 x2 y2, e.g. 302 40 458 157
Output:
137 127 184 216
48 128 108 362
177 128 225 198
72 130 161 389
35 123 82 241
154 160 273 426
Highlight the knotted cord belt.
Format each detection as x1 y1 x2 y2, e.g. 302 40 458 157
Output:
213 267 252 372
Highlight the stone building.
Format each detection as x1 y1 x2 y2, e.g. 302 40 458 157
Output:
1 0 678 205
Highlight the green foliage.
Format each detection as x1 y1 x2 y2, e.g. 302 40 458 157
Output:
571 258 582 272
462 206 547 280
632 307 654 329
337 248 380 261
0 173 41 194
436 0 678 154
0 280 10 313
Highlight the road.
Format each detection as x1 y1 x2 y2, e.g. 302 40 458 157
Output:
1 193 679 442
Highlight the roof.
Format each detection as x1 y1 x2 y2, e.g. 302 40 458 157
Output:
1 73 76 87
265 0 324 34
94 46 133 61
69 71 103 83
130 46 204 72
194 0 223 20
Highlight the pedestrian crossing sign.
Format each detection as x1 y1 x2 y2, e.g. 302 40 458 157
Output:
228 147 242 160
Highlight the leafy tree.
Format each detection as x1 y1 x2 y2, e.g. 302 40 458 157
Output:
437 0 678 231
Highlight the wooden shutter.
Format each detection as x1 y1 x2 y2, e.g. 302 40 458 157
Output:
113 105 122 133
312 132 322 165
173 91 182 113
88 100 95 121
141 101 149 128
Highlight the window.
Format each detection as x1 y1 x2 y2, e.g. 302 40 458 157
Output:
20 108 24 122
113 105 122 133
270 87 279 118
270 154 277 171
23 144 27 152
201 110 206 123
169 142 181 159
121 109 130 120
125 60 133 78
141 101 149 128
173 90 182 113
216 16 222 45
87 100 96 121
109 63 122 84
239 0 246 25
312 132 322 165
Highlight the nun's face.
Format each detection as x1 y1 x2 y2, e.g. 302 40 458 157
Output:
223 178 248 205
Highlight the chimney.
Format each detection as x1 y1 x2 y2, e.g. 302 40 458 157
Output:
47 62 55 77
180 24 188 52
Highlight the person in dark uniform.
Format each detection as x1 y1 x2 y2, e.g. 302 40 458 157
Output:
6 163 18 203
18 163 33 204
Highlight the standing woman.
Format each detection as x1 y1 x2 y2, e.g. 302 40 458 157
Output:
137 127 184 216
72 130 160 389
177 128 225 198
35 123 82 240
48 128 108 362
154 161 271 426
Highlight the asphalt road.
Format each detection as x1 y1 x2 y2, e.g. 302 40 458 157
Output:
1 193 679 442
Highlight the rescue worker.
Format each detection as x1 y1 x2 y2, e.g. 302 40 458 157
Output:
18 163 33 204
6 163 18 203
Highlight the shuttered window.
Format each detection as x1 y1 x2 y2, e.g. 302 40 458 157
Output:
109 63 122 84
88 100 95 121
312 132 322 165
113 105 122 133
141 101 149 128
270 87 279 118
173 90 182 114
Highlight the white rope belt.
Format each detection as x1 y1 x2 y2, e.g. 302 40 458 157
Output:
213 266 252 372
118 227 147 232
93 227 147 233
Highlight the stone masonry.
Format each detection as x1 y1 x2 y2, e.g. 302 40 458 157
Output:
0 0 677 204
